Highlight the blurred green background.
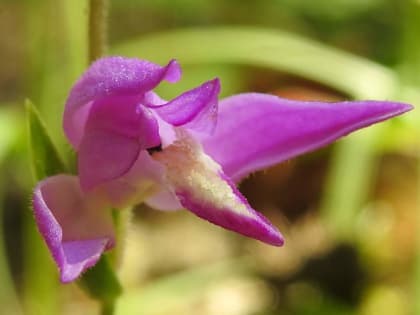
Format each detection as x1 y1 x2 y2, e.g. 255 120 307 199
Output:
0 0 419 314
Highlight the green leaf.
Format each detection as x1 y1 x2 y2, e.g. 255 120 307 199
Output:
24 99 66 315
112 26 398 99
26 99 123 308
0 107 22 315
79 255 123 303
25 99 67 180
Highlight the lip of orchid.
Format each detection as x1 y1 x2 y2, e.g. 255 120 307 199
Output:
151 128 285 246
31 56 414 282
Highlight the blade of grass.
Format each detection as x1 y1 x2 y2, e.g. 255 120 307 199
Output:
24 99 68 315
0 108 23 315
112 26 398 99
321 127 384 238
26 99 67 180
22 1 89 313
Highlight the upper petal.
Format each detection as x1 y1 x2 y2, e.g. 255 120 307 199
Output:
63 57 181 148
32 175 114 283
78 95 160 191
152 130 284 246
148 78 220 134
200 93 413 181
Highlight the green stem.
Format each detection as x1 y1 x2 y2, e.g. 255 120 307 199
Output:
78 256 122 315
88 3 119 314
101 301 116 315
89 0 109 63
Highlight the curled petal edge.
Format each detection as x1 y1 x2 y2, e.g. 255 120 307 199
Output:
149 78 221 134
32 175 114 283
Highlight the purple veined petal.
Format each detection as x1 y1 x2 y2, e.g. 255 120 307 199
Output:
64 57 181 148
147 79 221 134
200 93 413 181
153 130 284 246
32 175 114 283
78 95 160 191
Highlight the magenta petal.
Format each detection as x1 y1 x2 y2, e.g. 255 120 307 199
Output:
201 93 413 181
153 132 283 245
78 130 141 191
78 95 160 190
149 79 220 134
176 174 284 246
61 240 109 281
64 57 181 148
32 175 114 283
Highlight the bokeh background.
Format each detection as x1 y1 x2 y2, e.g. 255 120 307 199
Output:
0 0 419 314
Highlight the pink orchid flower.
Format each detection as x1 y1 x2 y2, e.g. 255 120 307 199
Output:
32 57 412 283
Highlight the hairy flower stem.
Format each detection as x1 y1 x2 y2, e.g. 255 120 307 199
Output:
89 0 108 63
88 2 119 314
101 301 115 315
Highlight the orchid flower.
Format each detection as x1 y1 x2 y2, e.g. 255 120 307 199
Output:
32 57 412 283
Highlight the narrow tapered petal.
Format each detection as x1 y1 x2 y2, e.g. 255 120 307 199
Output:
153 131 284 245
201 93 413 181
148 79 220 134
64 57 181 148
32 175 114 283
78 95 160 191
